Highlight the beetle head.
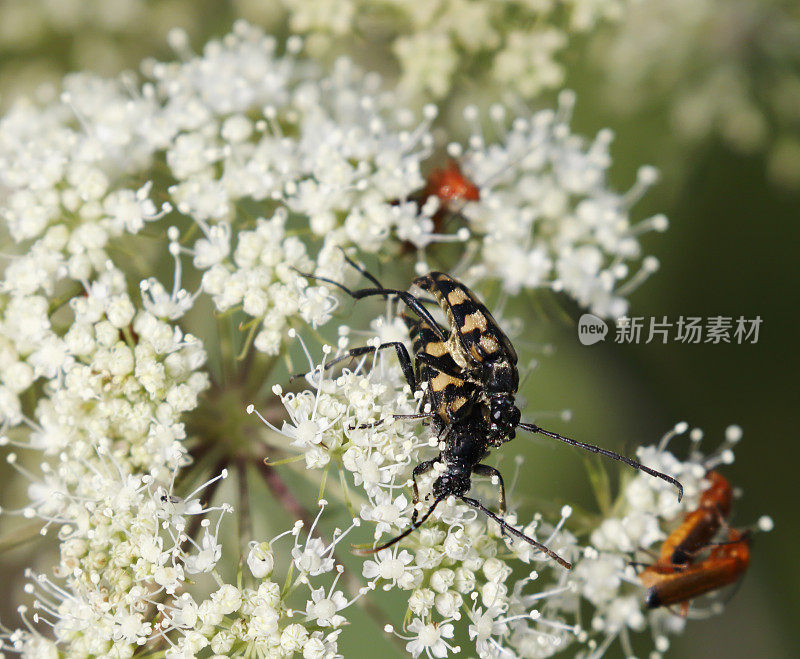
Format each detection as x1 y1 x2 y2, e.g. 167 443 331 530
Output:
485 394 521 441
433 471 471 499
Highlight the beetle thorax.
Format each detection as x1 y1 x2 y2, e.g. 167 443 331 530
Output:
484 360 518 393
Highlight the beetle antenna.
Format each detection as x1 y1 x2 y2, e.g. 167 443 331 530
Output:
517 422 683 502
351 495 446 555
459 496 572 569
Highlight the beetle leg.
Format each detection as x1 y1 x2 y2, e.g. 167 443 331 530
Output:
337 250 440 305
296 269 448 343
473 464 507 515
411 459 440 524
292 341 417 392
460 496 572 569
350 460 443 555
350 411 437 431
352 495 445 555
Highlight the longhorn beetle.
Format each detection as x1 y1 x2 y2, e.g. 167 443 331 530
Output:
297 255 682 564
302 255 683 497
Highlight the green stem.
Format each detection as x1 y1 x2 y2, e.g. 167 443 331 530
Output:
122 325 137 349
47 284 84 315
235 318 260 361
336 456 357 519
237 459 254 560
318 462 331 501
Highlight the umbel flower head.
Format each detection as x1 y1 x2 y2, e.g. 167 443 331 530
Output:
0 20 756 659
0 20 661 335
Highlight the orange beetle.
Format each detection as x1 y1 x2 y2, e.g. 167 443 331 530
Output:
641 529 750 613
423 160 480 212
638 472 747 615
398 160 480 253
656 471 733 567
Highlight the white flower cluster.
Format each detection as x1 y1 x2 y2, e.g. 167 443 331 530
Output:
279 0 634 102
150 23 445 351
0 265 208 478
259 330 765 658
0 21 440 355
0 19 690 659
152 505 359 658
571 424 757 658
0 464 231 657
255 326 585 658
0 73 170 297
195 210 336 354
253 325 420 472
0 264 217 655
1 467 359 657
0 23 398 343
1 21 666 358
455 93 667 318
0 269 360 656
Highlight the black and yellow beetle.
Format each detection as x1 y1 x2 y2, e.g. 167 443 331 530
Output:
296 253 683 563
303 267 519 441
408 271 521 444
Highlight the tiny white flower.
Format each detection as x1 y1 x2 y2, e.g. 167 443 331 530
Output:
248 541 275 578
362 549 415 587
305 587 348 627
281 623 310 652
404 618 456 659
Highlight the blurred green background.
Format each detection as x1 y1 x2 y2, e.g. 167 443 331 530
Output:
0 1 797 657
